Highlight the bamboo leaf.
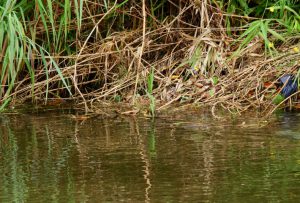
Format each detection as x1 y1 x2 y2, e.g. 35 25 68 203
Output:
268 29 285 41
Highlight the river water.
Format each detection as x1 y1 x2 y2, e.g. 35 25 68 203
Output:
1 109 300 202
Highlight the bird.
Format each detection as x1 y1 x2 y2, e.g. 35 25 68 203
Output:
278 74 298 98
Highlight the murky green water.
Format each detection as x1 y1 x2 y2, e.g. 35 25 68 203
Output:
1 110 300 202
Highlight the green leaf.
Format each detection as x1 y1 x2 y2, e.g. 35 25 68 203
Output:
272 94 285 105
268 29 285 41
211 76 219 85
147 67 154 94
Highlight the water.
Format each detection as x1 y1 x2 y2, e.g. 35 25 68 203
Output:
1 109 300 202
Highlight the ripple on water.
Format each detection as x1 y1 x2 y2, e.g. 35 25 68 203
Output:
0 111 300 202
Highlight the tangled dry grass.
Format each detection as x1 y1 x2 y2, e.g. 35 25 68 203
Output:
4 0 300 116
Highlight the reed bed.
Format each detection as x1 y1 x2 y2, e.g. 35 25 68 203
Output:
1 0 300 115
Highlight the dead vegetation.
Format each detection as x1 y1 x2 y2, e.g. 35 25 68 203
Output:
2 0 300 116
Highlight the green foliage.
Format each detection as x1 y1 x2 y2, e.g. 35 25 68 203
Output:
0 1 33 108
211 76 219 85
273 94 285 105
233 19 285 56
147 67 155 118
216 0 300 56
216 0 300 20
0 0 75 110
34 0 84 52
114 94 122 102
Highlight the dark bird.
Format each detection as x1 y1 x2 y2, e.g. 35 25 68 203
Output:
278 74 298 98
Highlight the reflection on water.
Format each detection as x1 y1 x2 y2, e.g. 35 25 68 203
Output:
1 111 300 202
275 112 300 140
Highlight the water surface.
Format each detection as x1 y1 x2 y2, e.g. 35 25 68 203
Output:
1 110 300 202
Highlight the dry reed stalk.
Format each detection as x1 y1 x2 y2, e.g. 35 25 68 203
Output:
133 0 147 104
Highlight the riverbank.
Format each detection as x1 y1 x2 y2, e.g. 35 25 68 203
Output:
1 1 300 115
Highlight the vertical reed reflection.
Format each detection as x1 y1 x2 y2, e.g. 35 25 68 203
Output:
134 118 152 203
